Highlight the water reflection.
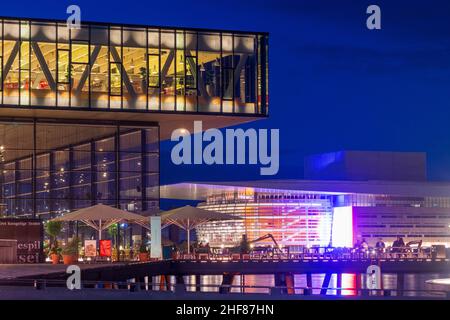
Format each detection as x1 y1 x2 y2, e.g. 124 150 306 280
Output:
178 273 450 297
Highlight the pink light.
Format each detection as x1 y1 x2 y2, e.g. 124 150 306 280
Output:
331 206 353 247
341 274 357 296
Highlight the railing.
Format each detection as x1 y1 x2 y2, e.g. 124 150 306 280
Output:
0 278 448 299
172 251 445 261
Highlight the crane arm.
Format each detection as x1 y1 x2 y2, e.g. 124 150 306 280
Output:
249 234 282 252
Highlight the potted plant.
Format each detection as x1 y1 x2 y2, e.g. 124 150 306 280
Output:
50 246 60 264
45 221 62 264
61 237 80 265
139 244 149 262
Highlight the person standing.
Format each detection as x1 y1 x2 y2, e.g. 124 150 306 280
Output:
375 238 385 252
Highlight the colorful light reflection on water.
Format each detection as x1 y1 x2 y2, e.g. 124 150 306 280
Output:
176 273 450 297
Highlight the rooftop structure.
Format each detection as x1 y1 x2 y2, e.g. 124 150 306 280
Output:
304 151 427 182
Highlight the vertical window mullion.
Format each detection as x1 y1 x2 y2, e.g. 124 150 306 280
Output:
32 120 36 218
107 26 111 109
146 28 149 111
195 32 199 113
88 25 91 109
18 21 21 106
232 34 235 114
115 125 121 209
174 30 177 111
28 22 31 107
220 32 223 113
158 29 161 111
55 22 58 107
0 56 2 93
184 31 186 112
69 28 72 108
120 26 123 110
0 19 3 107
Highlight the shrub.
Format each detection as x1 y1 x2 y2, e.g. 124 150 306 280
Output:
62 237 80 256
139 244 149 253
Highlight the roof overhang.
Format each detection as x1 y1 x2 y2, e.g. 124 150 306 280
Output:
0 107 265 140
161 180 450 200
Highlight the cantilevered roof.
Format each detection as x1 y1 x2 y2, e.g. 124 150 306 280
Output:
0 15 269 36
160 180 450 200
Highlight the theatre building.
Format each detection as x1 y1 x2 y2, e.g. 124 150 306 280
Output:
0 17 269 220
161 151 450 249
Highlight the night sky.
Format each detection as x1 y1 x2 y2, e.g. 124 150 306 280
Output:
3 0 450 183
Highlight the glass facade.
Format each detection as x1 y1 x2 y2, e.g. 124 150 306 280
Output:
193 188 450 248
197 191 334 247
0 18 268 115
0 120 159 219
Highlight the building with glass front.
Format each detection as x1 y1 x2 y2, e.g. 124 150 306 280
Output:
161 152 450 248
0 17 269 219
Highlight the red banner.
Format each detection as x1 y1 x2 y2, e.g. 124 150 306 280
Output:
99 240 112 257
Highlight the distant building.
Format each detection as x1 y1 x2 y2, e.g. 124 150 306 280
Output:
304 151 427 181
161 152 450 248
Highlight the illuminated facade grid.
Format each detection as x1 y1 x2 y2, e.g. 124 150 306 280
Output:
0 17 269 225
161 181 450 248
197 192 334 248
0 18 268 115
0 120 159 219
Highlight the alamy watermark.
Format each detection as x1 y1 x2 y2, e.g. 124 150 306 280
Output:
66 265 81 290
171 121 279 176
366 5 381 30
66 5 81 29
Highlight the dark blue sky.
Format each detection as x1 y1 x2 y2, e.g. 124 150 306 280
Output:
3 0 450 183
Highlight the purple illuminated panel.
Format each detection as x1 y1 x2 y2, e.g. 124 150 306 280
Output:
331 206 353 247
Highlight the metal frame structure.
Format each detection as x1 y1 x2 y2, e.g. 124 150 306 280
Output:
0 17 269 116
0 118 160 220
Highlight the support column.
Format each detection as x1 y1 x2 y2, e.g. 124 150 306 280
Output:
32 120 37 218
195 274 201 292
49 152 55 216
397 273 404 297
140 130 148 243
90 141 96 206
165 275 172 291
320 273 332 295
305 273 313 295
274 273 295 294
68 146 75 238
356 273 366 296
219 273 235 294
175 275 185 293
115 125 121 261
337 273 342 296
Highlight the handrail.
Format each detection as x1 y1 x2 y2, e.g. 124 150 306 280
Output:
0 278 448 298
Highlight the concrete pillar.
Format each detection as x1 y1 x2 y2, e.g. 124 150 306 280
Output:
304 273 313 295
320 273 332 295
397 273 404 297
195 274 201 292
274 273 295 294
337 273 342 296
219 273 235 294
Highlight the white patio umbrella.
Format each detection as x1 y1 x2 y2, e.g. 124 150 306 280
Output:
161 205 239 254
51 204 149 240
